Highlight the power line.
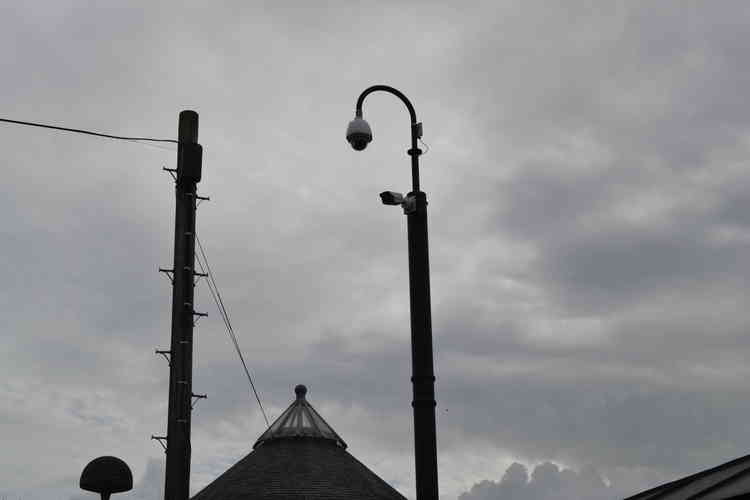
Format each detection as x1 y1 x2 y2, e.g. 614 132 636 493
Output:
125 140 177 152
3 114 270 423
195 245 269 426
0 117 179 144
195 234 271 427
196 246 270 426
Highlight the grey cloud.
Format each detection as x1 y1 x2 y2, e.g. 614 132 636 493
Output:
489 152 750 311
429 296 750 479
6 2 750 500
458 462 622 500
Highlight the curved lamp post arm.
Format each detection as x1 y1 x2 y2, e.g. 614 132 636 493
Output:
355 85 423 192
355 85 418 124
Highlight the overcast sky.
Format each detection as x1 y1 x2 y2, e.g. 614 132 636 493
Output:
3 2 750 500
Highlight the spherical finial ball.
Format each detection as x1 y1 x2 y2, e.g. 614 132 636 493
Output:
295 384 307 398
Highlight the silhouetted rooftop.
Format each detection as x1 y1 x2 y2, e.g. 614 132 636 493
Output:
624 454 750 500
191 384 406 500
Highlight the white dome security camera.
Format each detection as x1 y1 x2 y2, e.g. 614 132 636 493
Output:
346 116 372 151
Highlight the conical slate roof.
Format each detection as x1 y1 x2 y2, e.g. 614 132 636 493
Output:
192 385 406 500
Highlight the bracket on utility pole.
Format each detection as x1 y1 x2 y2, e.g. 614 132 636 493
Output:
191 393 207 409
155 349 171 366
185 192 210 208
159 268 175 284
162 167 177 182
192 311 207 327
151 435 168 452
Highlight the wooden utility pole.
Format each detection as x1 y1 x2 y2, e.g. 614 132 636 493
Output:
164 110 203 500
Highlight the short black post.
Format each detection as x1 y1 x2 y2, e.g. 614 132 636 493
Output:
164 110 202 500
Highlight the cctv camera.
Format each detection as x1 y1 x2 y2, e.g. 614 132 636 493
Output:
380 191 404 205
346 116 372 151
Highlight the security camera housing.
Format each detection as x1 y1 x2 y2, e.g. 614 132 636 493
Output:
380 191 404 205
346 117 373 151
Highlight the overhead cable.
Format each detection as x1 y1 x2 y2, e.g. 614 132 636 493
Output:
195 234 271 426
0 117 179 144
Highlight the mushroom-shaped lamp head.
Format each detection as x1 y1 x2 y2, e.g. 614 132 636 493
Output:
80 456 133 500
346 116 372 151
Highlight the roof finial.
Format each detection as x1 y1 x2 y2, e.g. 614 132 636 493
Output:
295 384 307 399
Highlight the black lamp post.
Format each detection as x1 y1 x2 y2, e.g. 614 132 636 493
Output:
346 85 439 500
